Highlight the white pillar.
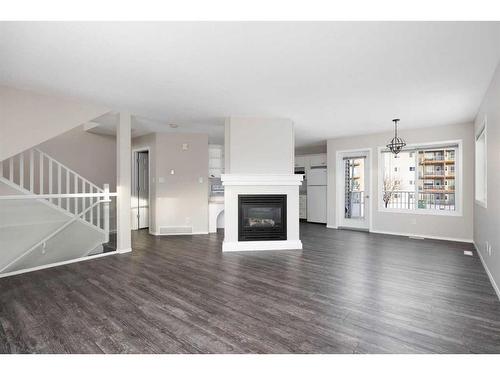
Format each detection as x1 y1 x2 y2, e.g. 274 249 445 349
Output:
116 112 132 253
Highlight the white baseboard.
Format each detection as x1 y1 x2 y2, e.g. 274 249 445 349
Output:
369 229 473 243
117 247 132 254
474 242 500 302
222 240 303 252
0 251 118 279
149 231 209 236
326 225 338 229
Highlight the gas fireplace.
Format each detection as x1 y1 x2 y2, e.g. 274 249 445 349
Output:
238 195 287 241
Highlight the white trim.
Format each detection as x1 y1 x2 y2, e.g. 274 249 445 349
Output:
335 148 373 231
474 117 487 208
475 242 500 301
149 231 209 236
117 247 132 254
0 251 118 279
370 229 473 243
377 139 463 217
326 224 338 229
0 192 117 200
221 174 303 186
222 240 303 252
378 207 462 216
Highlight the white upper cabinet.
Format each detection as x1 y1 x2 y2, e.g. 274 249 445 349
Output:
209 145 224 178
294 154 327 169
308 153 327 167
294 155 308 168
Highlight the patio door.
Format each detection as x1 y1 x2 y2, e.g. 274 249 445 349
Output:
338 150 371 230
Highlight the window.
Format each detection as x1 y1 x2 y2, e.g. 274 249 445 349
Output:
381 142 460 213
475 122 487 207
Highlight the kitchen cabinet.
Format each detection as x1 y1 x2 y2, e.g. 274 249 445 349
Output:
209 145 224 178
294 155 308 168
308 153 327 167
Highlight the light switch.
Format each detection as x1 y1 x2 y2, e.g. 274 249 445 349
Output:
158 177 165 183
182 143 189 151
170 169 175 175
198 177 203 183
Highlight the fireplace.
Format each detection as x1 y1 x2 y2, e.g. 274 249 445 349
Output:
238 195 287 241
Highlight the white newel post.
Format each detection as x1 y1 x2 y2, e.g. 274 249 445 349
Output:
103 183 110 243
116 112 132 253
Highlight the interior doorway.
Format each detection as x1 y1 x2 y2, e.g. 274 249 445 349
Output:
132 149 150 230
336 149 371 231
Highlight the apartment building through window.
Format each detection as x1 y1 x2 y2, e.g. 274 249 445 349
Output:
381 142 459 213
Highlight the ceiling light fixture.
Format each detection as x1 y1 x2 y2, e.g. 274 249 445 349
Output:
169 123 178 128
386 118 406 155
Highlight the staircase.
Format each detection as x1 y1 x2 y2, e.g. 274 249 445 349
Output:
0 148 111 274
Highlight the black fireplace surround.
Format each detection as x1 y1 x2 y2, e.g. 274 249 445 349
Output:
238 195 287 241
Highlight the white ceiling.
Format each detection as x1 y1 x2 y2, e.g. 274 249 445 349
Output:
1 22 500 147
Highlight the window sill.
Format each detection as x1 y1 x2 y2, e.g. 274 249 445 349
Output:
378 207 462 217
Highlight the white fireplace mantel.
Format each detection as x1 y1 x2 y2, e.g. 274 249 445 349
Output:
221 173 303 252
221 174 303 186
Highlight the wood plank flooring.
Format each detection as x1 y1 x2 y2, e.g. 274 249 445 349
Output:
1 223 500 353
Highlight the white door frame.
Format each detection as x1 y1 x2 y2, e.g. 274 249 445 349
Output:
131 147 151 232
335 148 373 231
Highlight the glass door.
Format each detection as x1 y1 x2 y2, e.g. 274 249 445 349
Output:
339 151 370 230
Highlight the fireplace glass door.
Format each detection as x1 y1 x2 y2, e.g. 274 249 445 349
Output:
238 195 287 241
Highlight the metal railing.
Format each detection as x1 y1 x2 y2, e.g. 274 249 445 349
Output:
345 190 365 218
383 190 455 211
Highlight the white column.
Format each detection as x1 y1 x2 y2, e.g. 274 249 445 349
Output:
117 112 132 253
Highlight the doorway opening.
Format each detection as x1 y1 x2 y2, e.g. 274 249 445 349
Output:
132 149 150 230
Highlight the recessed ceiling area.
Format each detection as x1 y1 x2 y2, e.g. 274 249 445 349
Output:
86 112 225 144
1 22 500 147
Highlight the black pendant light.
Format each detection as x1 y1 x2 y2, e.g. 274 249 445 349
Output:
386 118 406 154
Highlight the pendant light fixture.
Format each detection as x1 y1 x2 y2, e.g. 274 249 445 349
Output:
386 118 406 155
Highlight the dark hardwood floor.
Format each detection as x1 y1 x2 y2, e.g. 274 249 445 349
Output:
1 223 500 353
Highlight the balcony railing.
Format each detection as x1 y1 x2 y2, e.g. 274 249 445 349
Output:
382 190 455 211
345 190 365 218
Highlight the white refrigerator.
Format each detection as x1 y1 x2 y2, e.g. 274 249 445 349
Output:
307 167 327 223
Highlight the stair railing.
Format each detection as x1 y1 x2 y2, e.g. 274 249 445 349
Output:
0 148 107 231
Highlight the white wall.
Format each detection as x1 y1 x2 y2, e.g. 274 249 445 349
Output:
0 86 109 161
225 117 294 174
132 132 209 235
327 122 474 241
474 62 500 295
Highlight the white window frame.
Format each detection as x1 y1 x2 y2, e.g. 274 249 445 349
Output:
475 118 487 208
377 139 463 216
